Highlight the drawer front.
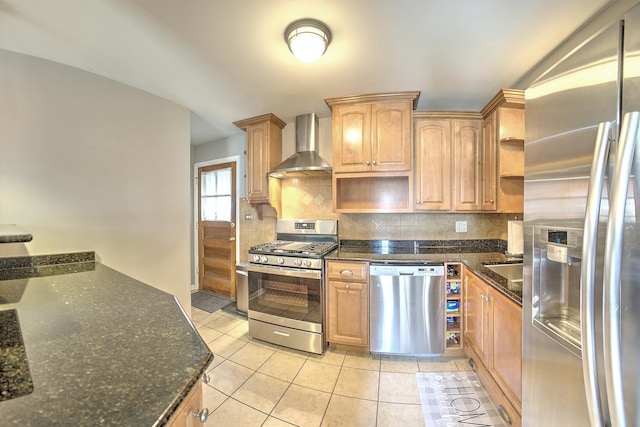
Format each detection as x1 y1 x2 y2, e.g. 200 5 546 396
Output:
326 261 368 281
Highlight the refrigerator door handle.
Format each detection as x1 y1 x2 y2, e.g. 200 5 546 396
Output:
604 111 640 427
581 121 613 427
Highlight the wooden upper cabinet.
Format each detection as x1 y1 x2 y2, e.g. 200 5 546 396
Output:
482 111 498 211
453 119 483 211
414 115 452 211
233 113 286 204
413 112 483 212
326 92 419 174
481 89 525 213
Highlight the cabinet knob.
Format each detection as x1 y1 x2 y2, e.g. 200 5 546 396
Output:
372 160 377 165
345 284 350 289
366 160 371 166
416 200 420 204
340 270 354 276
194 408 210 423
202 373 210 384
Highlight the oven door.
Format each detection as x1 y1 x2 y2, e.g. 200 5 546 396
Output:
247 264 323 333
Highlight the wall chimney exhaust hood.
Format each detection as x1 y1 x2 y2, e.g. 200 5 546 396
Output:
268 113 331 178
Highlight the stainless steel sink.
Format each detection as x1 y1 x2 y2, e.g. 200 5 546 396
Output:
485 263 523 291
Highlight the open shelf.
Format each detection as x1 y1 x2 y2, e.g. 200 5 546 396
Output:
444 263 464 355
333 173 412 213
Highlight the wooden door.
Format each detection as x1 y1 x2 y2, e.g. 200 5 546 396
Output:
198 162 236 298
371 101 412 171
166 382 203 427
453 119 483 211
482 111 498 211
332 104 372 173
463 270 489 361
490 287 522 405
414 118 452 211
327 280 369 347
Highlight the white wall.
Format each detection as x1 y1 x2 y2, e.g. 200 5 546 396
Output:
0 49 193 311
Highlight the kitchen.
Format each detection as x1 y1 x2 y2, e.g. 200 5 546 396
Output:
1 0 639 426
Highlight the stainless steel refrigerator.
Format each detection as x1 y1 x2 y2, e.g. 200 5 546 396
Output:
523 3 640 426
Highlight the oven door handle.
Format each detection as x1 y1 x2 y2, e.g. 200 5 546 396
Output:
247 264 322 279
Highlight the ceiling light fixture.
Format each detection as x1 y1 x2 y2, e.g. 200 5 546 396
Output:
284 18 331 63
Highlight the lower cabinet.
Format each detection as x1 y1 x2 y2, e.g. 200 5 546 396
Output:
166 379 209 427
463 268 522 426
326 260 369 350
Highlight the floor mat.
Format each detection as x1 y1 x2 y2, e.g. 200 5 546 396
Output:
417 371 507 426
191 291 234 313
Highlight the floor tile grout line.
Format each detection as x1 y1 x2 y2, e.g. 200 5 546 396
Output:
196 308 472 426
317 360 344 426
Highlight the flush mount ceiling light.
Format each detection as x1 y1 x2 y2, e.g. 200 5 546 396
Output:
284 18 332 63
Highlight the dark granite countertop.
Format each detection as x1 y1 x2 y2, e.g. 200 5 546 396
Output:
0 225 33 243
327 239 523 305
0 253 213 426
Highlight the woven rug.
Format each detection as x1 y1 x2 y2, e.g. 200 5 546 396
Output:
191 291 234 313
417 371 507 426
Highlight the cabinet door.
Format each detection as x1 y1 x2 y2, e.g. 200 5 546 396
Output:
327 280 369 347
246 122 270 203
463 271 490 361
166 382 203 427
371 102 412 171
414 119 452 211
453 119 483 211
481 111 498 211
332 104 372 173
490 287 522 405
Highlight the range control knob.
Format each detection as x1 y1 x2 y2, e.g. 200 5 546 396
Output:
294 259 303 266
277 257 285 264
260 256 268 263
253 255 261 263
303 260 312 267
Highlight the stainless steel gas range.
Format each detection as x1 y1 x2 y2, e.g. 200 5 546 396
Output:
247 219 338 354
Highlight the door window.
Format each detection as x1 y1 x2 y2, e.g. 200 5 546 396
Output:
201 167 232 221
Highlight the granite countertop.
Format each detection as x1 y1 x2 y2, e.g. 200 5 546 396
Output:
0 252 213 426
327 239 523 305
0 225 33 243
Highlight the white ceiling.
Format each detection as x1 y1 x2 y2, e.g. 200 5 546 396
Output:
0 0 612 145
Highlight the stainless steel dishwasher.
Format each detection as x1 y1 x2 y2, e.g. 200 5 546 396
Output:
369 263 445 356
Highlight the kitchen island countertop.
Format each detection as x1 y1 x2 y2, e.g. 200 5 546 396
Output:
0 252 213 426
326 239 522 305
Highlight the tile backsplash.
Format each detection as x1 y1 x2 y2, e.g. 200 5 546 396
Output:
239 176 520 262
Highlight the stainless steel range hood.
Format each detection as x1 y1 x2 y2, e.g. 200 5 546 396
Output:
268 113 331 178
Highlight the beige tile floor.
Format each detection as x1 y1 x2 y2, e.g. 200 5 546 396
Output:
190 306 472 427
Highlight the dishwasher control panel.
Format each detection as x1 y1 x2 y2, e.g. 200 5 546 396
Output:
369 264 444 276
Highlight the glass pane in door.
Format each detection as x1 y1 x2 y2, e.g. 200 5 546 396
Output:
201 168 232 221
